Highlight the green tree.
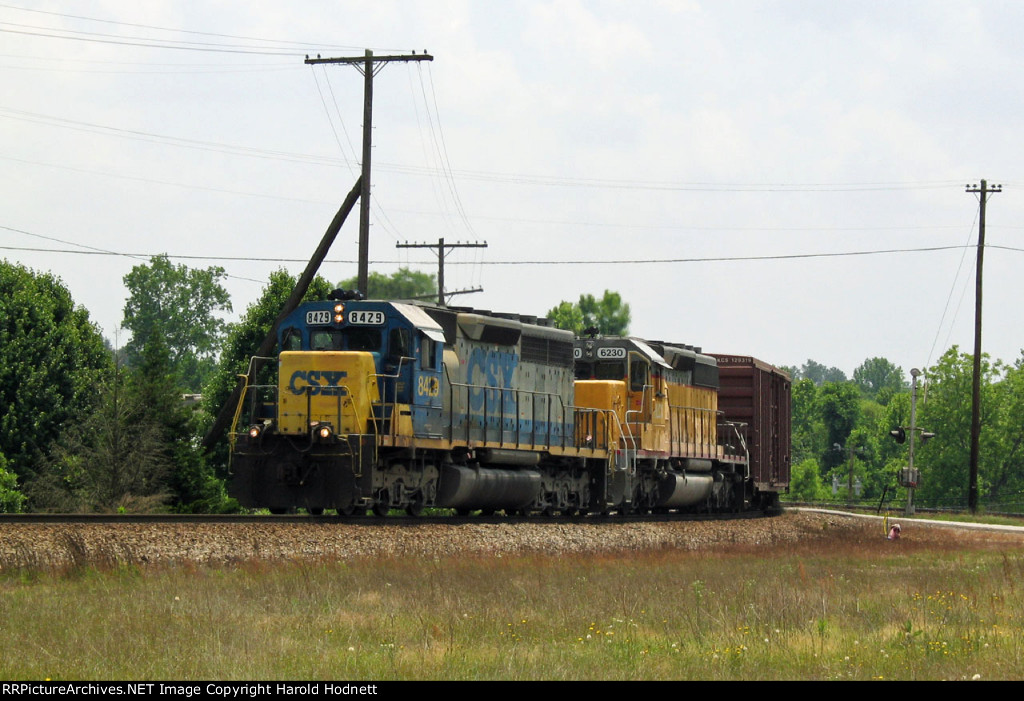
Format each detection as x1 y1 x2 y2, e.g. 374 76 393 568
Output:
130 328 233 513
0 454 26 513
796 359 848 385
0 261 110 483
819 382 861 471
914 347 1024 509
35 364 170 512
337 267 436 300
789 457 829 501
790 379 823 465
546 301 584 335
853 357 906 403
827 425 877 500
122 255 232 392
548 290 631 336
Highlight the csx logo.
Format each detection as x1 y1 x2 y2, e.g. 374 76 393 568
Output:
288 370 348 396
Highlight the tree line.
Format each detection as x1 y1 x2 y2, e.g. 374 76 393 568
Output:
0 257 633 513
0 258 443 513
3 253 1017 513
783 352 1024 512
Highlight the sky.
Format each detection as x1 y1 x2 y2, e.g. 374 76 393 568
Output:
2 0 1023 380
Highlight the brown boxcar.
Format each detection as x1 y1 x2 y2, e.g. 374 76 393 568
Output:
710 354 791 505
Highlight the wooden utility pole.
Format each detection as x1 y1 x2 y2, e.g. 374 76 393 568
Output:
396 238 488 304
305 50 433 296
965 179 1001 513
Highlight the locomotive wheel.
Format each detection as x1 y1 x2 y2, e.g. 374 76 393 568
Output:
338 503 362 517
406 498 425 517
456 508 472 517
372 500 390 517
308 508 324 516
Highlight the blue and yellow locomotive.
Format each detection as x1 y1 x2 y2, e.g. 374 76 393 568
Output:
228 295 790 516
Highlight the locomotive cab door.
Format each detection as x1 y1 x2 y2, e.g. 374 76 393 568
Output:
627 352 668 452
384 326 414 405
410 331 444 438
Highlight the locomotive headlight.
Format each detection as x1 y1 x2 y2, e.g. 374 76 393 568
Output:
248 425 262 439
314 424 334 442
333 303 344 323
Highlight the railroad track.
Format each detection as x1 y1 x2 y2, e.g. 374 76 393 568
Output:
0 508 772 526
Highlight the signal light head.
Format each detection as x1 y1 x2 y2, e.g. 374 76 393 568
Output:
920 431 936 443
890 427 906 444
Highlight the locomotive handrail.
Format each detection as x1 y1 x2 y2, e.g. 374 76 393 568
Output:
718 420 750 475
371 355 415 438
666 402 723 459
228 373 251 452
230 356 279 444
571 404 636 455
233 383 276 434
446 380 570 450
625 382 656 434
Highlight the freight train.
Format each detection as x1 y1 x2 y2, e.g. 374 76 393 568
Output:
228 294 791 516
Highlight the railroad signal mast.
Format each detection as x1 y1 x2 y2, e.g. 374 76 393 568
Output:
889 368 934 515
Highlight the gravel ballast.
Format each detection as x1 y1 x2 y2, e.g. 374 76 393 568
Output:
0 511 1019 570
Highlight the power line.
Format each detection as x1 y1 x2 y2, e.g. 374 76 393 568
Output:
0 106 975 194
0 2 371 51
0 226 266 283
4 235 1008 266
0 25 307 56
927 209 979 369
6 151 989 238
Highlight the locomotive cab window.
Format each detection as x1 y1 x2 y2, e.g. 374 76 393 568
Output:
347 327 382 352
281 327 302 352
630 357 650 392
574 362 593 380
389 328 412 361
310 329 342 351
595 360 625 381
420 336 435 370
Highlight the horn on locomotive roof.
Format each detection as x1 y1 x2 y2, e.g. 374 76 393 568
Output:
328 288 365 301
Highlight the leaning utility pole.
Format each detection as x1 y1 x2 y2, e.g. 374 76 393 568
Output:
965 180 1001 513
201 177 363 451
305 50 434 296
396 238 488 305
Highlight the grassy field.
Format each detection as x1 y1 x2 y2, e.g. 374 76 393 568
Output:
1 520 1022 680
